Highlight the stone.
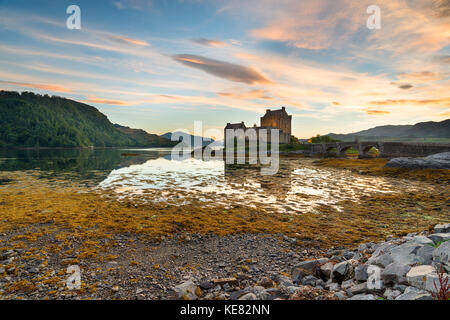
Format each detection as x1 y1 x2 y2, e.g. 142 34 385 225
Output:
385 153 450 169
393 284 407 292
291 267 305 284
354 264 368 282
428 233 450 244
368 253 394 268
380 262 411 285
434 223 450 233
341 279 356 290
293 258 329 274
199 281 213 290
433 240 450 271
135 288 144 295
383 288 401 300
334 291 347 300
348 294 377 300
301 275 317 286
325 282 340 291
258 277 275 288
406 265 436 290
410 236 434 246
260 288 282 300
395 286 433 300
416 245 434 265
331 261 351 283
315 279 325 288
320 262 334 278
174 279 199 300
212 278 237 286
389 243 424 265
342 251 355 260
348 283 368 295
358 243 369 252
277 275 294 289
238 292 257 300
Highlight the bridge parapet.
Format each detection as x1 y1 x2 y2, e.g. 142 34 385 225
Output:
309 141 450 158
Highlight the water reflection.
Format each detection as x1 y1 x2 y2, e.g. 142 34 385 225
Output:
0 148 434 213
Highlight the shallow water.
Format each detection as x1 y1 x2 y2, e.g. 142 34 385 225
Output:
0 148 436 214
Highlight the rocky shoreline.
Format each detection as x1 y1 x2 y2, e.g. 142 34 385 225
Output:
173 223 450 300
1 223 449 300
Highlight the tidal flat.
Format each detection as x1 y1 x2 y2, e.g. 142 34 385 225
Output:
0 149 448 299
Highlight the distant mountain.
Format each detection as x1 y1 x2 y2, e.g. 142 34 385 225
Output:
328 119 450 142
114 124 176 147
0 90 174 148
161 131 217 148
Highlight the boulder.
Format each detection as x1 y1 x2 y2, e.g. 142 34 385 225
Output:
381 262 411 285
389 243 425 265
331 261 352 283
293 258 329 273
385 152 450 169
383 288 401 300
367 253 394 268
301 275 318 286
406 265 436 290
428 233 450 244
325 281 340 291
348 294 377 300
432 240 450 271
410 236 433 246
320 262 334 278
276 275 294 289
174 279 199 300
354 264 368 282
238 293 257 300
434 223 450 234
348 283 368 295
425 272 450 294
341 279 356 290
416 245 435 265
395 286 433 300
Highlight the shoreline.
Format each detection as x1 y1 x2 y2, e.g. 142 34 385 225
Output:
0 158 448 300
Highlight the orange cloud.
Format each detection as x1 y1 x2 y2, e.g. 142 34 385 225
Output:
172 54 272 85
0 81 70 92
396 71 443 82
369 98 450 107
82 97 131 105
106 34 149 46
191 38 229 47
217 89 272 100
364 109 391 115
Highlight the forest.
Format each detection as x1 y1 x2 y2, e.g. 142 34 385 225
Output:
0 91 176 148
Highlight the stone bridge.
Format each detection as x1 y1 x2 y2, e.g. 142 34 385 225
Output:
310 141 450 158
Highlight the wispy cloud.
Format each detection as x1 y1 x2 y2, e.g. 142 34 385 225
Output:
368 98 450 108
172 54 272 85
364 109 391 115
191 38 229 47
0 81 70 93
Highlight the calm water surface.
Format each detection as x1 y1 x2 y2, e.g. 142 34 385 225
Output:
0 148 435 213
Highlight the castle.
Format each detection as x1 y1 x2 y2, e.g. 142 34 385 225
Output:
224 107 292 144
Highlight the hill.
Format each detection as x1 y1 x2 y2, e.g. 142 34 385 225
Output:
161 131 217 148
114 124 176 147
0 91 174 148
328 119 450 142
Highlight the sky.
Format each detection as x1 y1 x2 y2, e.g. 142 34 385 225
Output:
0 0 449 139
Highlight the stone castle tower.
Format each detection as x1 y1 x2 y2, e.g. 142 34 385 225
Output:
224 107 292 144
